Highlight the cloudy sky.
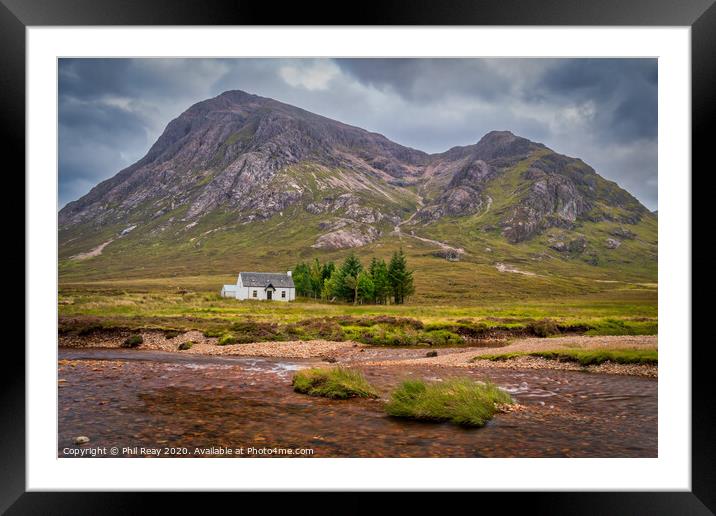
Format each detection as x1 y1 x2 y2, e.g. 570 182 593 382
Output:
59 58 657 209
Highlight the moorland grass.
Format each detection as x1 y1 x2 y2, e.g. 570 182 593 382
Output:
57 285 658 345
58 308 657 347
473 348 658 366
57 287 657 326
292 367 379 399
584 318 658 336
385 378 513 427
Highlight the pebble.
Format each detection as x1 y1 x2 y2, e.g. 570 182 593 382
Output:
74 435 90 445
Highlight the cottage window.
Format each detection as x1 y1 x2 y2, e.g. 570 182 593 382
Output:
253 290 257 298
281 291 286 298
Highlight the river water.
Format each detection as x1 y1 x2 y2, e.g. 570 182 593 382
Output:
58 348 656 458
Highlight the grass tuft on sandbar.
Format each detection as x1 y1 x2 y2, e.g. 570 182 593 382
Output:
292 367 379 399
473 348 657 366
385 378 512 427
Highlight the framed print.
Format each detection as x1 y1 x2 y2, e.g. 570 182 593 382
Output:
5 0 713 512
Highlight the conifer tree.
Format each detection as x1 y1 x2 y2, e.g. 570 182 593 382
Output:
356 270 375 304
292 262 312 297
388 248 414 304
369 256 390 304
335 253 363 302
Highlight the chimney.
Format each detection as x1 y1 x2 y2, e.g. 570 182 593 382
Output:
287 270 292 277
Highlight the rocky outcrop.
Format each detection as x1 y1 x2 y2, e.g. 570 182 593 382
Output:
605 238 622 249
610 227 637 240
417 160 492 221
310 217 381 249
549 236 587 254
306 194 383 224
312 225 380 249
501 164 590 243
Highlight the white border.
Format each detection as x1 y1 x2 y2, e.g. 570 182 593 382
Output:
27 27 691 491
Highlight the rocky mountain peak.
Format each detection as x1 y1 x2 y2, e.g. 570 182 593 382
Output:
471 130 543 163
59 91 654 264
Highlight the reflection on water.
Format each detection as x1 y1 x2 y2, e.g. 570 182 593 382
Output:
58 349 657 458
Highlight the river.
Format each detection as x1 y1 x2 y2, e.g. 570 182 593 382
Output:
58 348 656 458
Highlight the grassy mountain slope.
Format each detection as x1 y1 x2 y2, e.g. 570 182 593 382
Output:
58 91 657 303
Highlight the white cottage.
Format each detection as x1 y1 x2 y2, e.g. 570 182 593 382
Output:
221 271 295 302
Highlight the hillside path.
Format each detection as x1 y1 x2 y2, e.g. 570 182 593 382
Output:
392 194 466 256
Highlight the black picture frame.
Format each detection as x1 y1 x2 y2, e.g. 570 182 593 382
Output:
4 0 712 512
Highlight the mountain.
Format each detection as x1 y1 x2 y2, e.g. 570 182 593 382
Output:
59 90 657 298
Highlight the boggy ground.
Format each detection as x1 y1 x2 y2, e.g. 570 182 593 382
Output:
58 286 658 375
58 286 658 339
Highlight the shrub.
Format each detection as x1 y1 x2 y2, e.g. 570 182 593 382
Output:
333 316 424 330
293 318 346 341
420 329 463 346
374 316 423 330
426 350 438 357
230 320 275 333
528 319 560 337
347 325 469 347
359 327 419 346
232 333 268 344
164 330 181 339
424 322 489 339
292 367 379 399
77 322 104 336
217 333 238 345
385 378 512 427
229 320 282 342
178 341 194 351
556 323 591 334
121 335 143 348
203 329 224 338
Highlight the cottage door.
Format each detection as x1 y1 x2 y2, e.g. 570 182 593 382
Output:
267 290 272 300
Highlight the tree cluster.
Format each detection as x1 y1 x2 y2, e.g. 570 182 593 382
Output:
293 249 414 305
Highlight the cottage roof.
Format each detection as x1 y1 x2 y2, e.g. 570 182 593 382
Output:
239 272 295 288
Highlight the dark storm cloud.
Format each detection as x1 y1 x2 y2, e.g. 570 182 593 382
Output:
58 58 657 209
537 59 657 141
59 58 224 100
335 59 511 101
339 58 657 143
60 59 133 99
59 95 151 206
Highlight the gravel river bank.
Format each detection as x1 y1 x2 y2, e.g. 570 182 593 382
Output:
58 347 657 458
